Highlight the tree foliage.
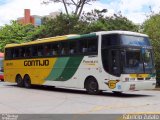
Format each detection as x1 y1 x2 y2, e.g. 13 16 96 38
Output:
143 13 160 69
42 0 98 18
0 9 139 52
41 9 138 37
0 21 44 51
81 9 139 33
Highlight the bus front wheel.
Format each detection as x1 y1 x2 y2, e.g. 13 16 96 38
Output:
24 75 31 88
85 77 100 95
16 75 24 87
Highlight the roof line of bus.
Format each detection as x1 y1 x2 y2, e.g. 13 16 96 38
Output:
5 30 148 48
5 33 97 48
93 30 148 37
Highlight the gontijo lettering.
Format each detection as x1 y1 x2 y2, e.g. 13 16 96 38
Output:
24 60 49 66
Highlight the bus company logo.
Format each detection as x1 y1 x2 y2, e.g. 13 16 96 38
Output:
24 60 49 66
106 80 119 89
82 60 98 66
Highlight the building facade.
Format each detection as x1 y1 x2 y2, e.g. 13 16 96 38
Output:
17 9 60 26
17 9 42 26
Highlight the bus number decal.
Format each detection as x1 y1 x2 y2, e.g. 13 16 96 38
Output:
6 62 13 66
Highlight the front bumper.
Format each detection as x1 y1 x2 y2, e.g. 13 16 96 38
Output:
121 80 156 91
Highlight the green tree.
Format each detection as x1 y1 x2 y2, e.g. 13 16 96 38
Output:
42 0 98 18
81 9 139 33
0 21 39 52
42 13 88 36
143 13 160 69
41 10 138 37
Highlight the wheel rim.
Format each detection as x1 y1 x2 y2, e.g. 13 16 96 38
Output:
87 80 98 93
24 76 31 88
16 75 23 87
24 80 29 87
17 77 21 84
89 81 97 91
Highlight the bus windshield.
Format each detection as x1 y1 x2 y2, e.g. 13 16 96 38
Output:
122 49 154 74
123 49 143 74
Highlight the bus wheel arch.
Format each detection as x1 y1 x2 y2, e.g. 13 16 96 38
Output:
23 74 32 88
84 76 100 95
16 74 24 87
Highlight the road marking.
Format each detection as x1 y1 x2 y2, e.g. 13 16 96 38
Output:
87 103 158 113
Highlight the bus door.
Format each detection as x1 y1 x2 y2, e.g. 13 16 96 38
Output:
109 49 121 77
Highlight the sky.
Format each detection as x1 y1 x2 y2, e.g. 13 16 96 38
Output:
0 0 160 26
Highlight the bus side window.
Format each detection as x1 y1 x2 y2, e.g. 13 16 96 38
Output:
88 38 98 53
69 41 77 55
44 44 51 56
19 48 25 57
32 46 38 57
51 43 58 56
79 39 88 53
25 47 32 57
12 49 15 58
60 41 69 55
14 48 19 58
37 45 43 57
102 34 119 49
5 49 12 60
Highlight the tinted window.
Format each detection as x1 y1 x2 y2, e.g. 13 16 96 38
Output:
79 37 98 54
51 43 59 56
102 34 120 49
5 36 98 60
25 47 32 57
60 41 69 55
44 44 51 56
32 46 38 57
79 39 88 53
37 45 44 56
69 41 78 55
88 38 98 53
19 48 25 57
5 48 13 59
120 35 151 46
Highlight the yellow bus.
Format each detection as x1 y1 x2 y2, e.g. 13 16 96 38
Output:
4 31 156 94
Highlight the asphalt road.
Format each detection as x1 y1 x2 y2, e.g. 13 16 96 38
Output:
0 81 160 114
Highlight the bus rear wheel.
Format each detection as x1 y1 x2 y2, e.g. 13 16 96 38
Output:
24 75 31 88
16 75 24 87
85 77 100 95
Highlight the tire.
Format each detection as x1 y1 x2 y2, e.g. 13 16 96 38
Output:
16 75 24 87
156 81 160 87
85 77 100 95
24 75 31 88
